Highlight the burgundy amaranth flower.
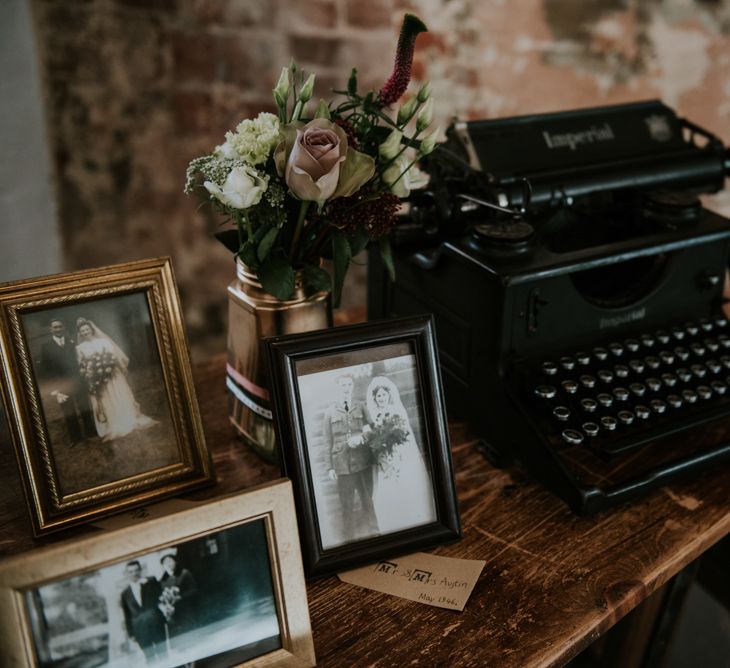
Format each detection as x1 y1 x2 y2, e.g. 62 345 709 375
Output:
378 14 428 107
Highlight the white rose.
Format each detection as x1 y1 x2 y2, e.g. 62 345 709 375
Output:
204 166 268 210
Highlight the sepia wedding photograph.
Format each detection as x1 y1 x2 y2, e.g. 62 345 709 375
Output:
296 343 437 550
23 291 177 496
267 316 461 576
24 519 280 668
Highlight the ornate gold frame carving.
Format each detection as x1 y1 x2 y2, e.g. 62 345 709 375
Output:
0 480 316 667
0 258 213 535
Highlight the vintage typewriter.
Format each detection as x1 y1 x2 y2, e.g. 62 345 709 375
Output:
368 100 730 514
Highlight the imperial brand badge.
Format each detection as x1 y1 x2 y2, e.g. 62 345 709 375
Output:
599 308 647 330
542 123 615 150
644 114 672 142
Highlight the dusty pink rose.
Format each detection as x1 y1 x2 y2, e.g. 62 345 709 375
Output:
283 119 347 202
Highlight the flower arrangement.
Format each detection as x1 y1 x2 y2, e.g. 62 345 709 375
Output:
185 14 437 305
79 350 117 396
158 585 181 622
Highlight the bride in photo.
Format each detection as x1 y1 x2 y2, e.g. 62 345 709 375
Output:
365 376 437 534
75 318 155 441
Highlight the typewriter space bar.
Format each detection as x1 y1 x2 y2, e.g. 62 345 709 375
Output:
598 404 730 457
598 440 730 510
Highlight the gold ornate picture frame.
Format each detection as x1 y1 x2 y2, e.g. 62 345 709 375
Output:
0 480 316 667
0 258 213 535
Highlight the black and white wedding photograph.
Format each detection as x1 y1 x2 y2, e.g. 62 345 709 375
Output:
24 518 281 668
296 342 438 550
23 291 178 496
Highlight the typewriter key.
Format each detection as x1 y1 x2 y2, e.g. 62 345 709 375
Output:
706 360 722 374
677 368 692 383
645 356 661 370
718 334 730 348
609 342 624 357
671 326 685 341
690 364 706 378
625 339 640 352
705 339 719 353
656 330 671 344
650 399 667 414
697 385 712 400
601 416 618 431
598 369 614 384
582 422 600 437
535 385 557 399
667 394 683 409
661 373 678 387
576 352 591 365
579 374 596 389
640 334 655 348
674 347 690 361
561 379 579 394
715 317 728 329
580 397 598 412
646 377 662 392
681 389 698 404
553 406 571 421
561 429 584 445
618 410 635 425
613 387 630 401
711 380 726 395
542 361 558 376
685 323 699 336
597 393 613 407
659 351 675 365
593 347 609 361
635 405 651 419
629 383 646 397
691 343 706 357
560 356 575 371
629 359 645 374
721 356 730 369
700 318 713 332
615 365 630 378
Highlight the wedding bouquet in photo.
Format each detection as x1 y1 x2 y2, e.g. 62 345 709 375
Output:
185 14 437 306
366 413 411 466
158 584 181 622
79 350 117 396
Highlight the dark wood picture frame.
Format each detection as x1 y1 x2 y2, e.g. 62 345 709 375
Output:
266 315 461 577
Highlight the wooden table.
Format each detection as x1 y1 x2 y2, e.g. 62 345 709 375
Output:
2 357 729 667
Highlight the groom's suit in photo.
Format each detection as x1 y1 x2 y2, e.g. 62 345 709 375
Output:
121 577 167 662
324 400 379 541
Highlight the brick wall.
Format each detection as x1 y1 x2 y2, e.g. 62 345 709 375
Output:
31 0 730 358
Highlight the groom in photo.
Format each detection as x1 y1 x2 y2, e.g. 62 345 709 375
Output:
324 374 379 542
120 560 167 664
38 319 96 446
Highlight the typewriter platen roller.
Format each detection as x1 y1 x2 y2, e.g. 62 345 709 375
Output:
368 100 730 515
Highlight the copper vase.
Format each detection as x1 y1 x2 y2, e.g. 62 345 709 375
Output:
227 261 332 462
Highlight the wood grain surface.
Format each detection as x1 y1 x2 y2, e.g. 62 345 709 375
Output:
1 356 729 667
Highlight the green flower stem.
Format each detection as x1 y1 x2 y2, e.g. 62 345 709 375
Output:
292 100 303 122
387 156 420 191
289 200 311 262
307 221 334 261
242 210 254 240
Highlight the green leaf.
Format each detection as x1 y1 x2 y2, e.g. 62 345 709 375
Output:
257 227 279 263
347 231 370 257
302 264 332 294
258 258 296 301
331 148 376 199
238 241 258 268
379 236 395 282
314 99 331 119
332 233 352 308
214 229 240 254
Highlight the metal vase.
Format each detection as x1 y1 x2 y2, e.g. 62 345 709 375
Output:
226 260 332 462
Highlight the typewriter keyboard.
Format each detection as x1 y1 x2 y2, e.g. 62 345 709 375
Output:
524 314 730 456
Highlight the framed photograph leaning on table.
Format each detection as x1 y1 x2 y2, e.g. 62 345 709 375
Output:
0 258 213 535
0 480 315 668
267 315 461 577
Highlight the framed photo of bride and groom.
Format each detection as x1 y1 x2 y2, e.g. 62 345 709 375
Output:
267 315 461 577
0 258 213 535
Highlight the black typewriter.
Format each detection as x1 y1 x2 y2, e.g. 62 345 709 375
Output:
368 100 730 515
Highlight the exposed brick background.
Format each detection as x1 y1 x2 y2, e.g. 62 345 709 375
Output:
31 0 730 359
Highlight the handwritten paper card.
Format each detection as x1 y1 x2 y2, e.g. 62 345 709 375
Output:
338 552 485 611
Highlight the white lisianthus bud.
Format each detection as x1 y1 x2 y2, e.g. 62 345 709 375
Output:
204 165 268 210
299 74 316 102
379 129 403 160
416 81 431 103
397 96 419 125
416 98 434 132
418 127 439 156
273 67 290 106
383 157 430 198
